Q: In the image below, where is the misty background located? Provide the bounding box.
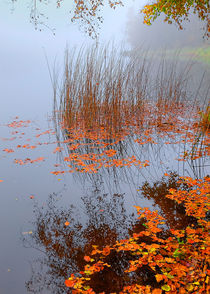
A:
[126,7,209,49]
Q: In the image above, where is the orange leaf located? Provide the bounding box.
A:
[84,255,91,262]
[64,221,70,226]
[155,274,164,283]
[152,289,162,294]
[3,148,14,153]
[65,279,75,287]
[102,247,110,256]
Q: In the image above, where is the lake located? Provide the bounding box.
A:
[0,1,209,293]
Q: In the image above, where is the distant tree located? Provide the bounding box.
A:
[10,0,209,38]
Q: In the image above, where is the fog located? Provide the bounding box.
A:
[125,7,209,49]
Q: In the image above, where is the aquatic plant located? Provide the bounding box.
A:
[199,104,210,131]
[54,44,199,138]
[54,44,152,135]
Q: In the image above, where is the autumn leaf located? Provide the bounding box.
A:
[152,289,162,294]
[7,120,31,128]
[102,246,111,256]
[155,274,164,282]
[65,279,75,287]
[63,176,209,292]
[84,256,91,262]
[161,285,171,292]
[186,284,194,291]
[3,148,14,153]
[53,146,64,153]
[35,129,52,137]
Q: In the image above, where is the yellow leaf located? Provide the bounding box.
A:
[155,274,164,282]
[161,285,171,292]
[186,284,194,292]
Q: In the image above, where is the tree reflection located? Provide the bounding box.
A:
[25,187,135,293]
[24,172,200,293]
[140,172,197,230]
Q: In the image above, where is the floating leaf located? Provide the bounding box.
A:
[65,279,75,287]
[186,284,194,291]
[161,285,171,292]
[84,256,91,262]
[3,148,14,153]
[152,289,162,294]
[155,274,164,282]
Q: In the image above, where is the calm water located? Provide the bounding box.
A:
[0,1,210,293]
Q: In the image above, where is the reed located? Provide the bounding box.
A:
[54,44,206,137]
[199,103,210,131]
[52,44,210,180]
[59,45,151,134]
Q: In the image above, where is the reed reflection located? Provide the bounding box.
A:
[52,45,209,184]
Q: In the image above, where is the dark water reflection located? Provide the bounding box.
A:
[24,189,135,293]
[24,172,198,293]
[140,172,197,230]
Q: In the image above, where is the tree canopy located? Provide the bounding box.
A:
[142,0,209,39]
[11,0,209,38]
